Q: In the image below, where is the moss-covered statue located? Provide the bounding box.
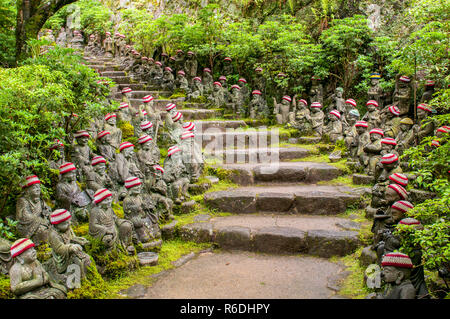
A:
[309,76,324,105]
[137,134,161,173]
[166,110,184,145]
[249,90,269,120]
[352,121,370,163]
[367,73,383,107]
[86,156,115,193]
[179,131,204,183]
[0,237,12,275]
[420,80,435,103]
[343,109,360,155]
[175,70,190,93]
[55,163,92,225]
[187,77,204,101]
[103,31,114,58]
[207,82,226,108]
[47,209,91,287]
[366,252,416,299]
[161,67,175,92]
[273,95,292,125]
[203,68,214,95]
[219,76,230,103]
[9,238,66,299]
[238,78,250,105]
[327,87,346,122]
[143,165,174,222]
[104,113,123,149]
[222,57,234,76]
[150,61,163,86]
[361,128,384,175]
[89,188,134,253]
[116,142,144,188]
[287,97,311,132]
[71,130,94,180]
[310,102,325,137]
[230,84,244,115]
[392,75,412,116]
[184,51,198,81]
[362,100,381,130]
[16,175,51,245]
[163,146,191,204]
[123,177,161,247]
[323,110,344,143]
[414,103,435,144]
[396,118,416,156]
[253,67,266,92]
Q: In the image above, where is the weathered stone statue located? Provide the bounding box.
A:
[362,100,381,130]
[273,96,292,125]
[175,70,190,93]
[9,238,66,299]
[70,30,84,50]
[166,111,184,144]
[353,121,370,162]
[174,49,185,71]
[310,76,324,105]
[161,67,175,92]
[163,146,190,204]
[327,87,346,122]
[47,209,91,285]
[71,130,94,179]
[55,163,91,225]
[230,84,244,115]
[137,134,161,173]
[420,80,435,103]
[343,109,360,154]
[86,156,114,193]
[414,103,435,144]
[123,177,161,246]
[392,75,412,116]
[396,118,416,156]
[48,139,66,171]
[117,102,132,124]
[207,82,226,108]
[187,77,204,101]
[218,75,229,101]
[287,97,311,132]
[103,31,114,58]
[203,68,214,95]
[253,67,266,92]
[361,128,384,175]
[184,51,198,81]
[367,73,383,106]
[150,61,164,86]
[89,188,134,253]
[366,252,416,299]
[56,27,67,47]
[16,176,51,245]
[0,238,12,275]
[104,113,123,149]
[249,90,269,120]
[179,131,204,182]
[382,105,401,138]
[310,102,325,137]
[323,110,344,143]
[238,78,250,105]
[223,57,234,76]
[116,142,144,187]
[143,165,174,222]
[375,153,403,186]
[85,34,98,56]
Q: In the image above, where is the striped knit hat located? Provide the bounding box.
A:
[91,156,107,166]
[106,31,111,36]
[193,76,202,82]
[155,61,162,66]
[59,162,76,175]
[311,102,322,108]
[391,200,414,213]
[224,57,232,61]
[399,218,421,226]
[153,165,164,174]
[97,131,110,139]
[172,112,182,122]
[187,51,194,55]
[388,105,400,116]
[125,176,141,189]
[230,84,240,90]
[298,99,308,105]
[366,100,379,107]
[121,87,132,94]
[94,188,112,204]
[140,120,153,130]
[178,70,185,76]
[389,173,408,187]
[346,99,357,107]
[181,131,195,140]
[355,121,368,128]
[381,138,397,146]
[330,110,341,119]
[50,209,72,225]
[204,68,211,73]
[119,102,129,109]
[143,95,154,103]
[431,140,440,148]
[380,153,399,164]
[399,76,411,83]
[370,128,384,136]
[282,96,292,102]
[167,146,181,157]
[370,73,381,79]
[387,184,408,200]
[138,134,152,144]
[252,90,262,95]
[381,252,413,269]
[311,75,321,81]
[436,126,450,134]
[219,76,227,81]
[105,113,116,121]
[10,238,35,258]
[169,56,176,61]
[255,67,263,72]
[425,80,435,86]
[74,130,90,139]
[119,141,134,152]
[49,139,64,150]
[22,175,41,189]
[238,78,247,83]
[177,49,183,53]
[182,122,195,131]
[417,103,432,112]
[277,73,287,78]
[141,56,148,61]
[213,81,222,87]
[165,67,173,72]
[166,103,177,111]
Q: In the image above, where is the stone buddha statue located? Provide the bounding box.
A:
[414,103,435,143]
[70,130,94,179]
[143,165,174,222]
[116,142,144,186]
[16,175,51,245]
[310,102,325,137]
[86,156,115,193]
[353,121,370,163]
[396,118,416,156]
[323,110,344,143]
[207,82,226,108]
[161,67,175,92]
[0,238,12,275]
[202,68,214,95]
[273,96,292,125]
[9,238,66,299]
[367,73,383,106]
[187,77,204,101]
[163,146,191,204]
[176,70,190,93]
[420,80,435,103]
[382,105,401,138]
[253,67,266,92]
[179,131,204,183]
[184,51,198,81]
[223,57,234,76]
[362,100,381,130]
[103,32,114,58]
[361,128,384,175]
[230,85,244,115]
[392,75,412,116]
[249,90,269,120]
[137,134,161,173]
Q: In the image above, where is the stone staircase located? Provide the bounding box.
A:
[84,54,368,261]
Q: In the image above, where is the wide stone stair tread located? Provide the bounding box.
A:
[208,161,341,184]
[117,83,147,91]
[101,71,127,77]
[178,214,361,257]
[204,184,365,215]
[192,120,247,131]
[204,146,311,164]
[198,129,292,148]
[113,90,169,99]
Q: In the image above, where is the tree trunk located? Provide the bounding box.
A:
[15,0,77,62]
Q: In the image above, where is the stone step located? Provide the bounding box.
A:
[180,109,221,121]
[87,65,117,72]
[114,90,170,100]
[204,146,311,164]
[204,184,366,215]
[107,75,134,84]
[208,162,340,185]
[178,214,361,257]
[193,120,247,131]
[183,102,208,109]
[198,129,291,148]
[101,71,127,77]
[117,83,148,91]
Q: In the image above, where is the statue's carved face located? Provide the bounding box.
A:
[55,220,71,233]
[370,79,379,86]
[381,143,393,152]
[26,184,41,199]
[370,133,382,142]
[142,142,152,150]
[400,123,412,132]
[368,105,377,112]
[100,196,112,208]
[123,147,134,158]
[356,126,367,135]
[417,109,428,120]
[77,136,88,146]
[94,163,106,174]
[128,184,141,195]
[64,170,76,182]
[382,266,402,284]
[20,247,37,264]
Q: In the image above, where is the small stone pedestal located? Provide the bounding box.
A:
[137,252,158,266]
[352,174,374,185]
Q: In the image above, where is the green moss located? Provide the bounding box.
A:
[118,121,135,139]
[36,243,52,263]
[0,274,13,299]
[112,202,124,218]
[67,260,111,299]
[73,222,89,237]
[168,90,187,99]
[189,95,207,103]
